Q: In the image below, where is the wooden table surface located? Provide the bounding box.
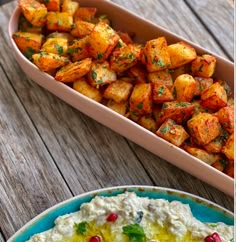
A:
[0,0,234,240]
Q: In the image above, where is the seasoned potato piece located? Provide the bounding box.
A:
[148,70,173,89]
[170,64,191,81]
[185,146,220,165]
[138,115,157,133]
[172,74,196,102]
[103,80,133,103]
[187,113,221,146]
[87,22,120,62]
[71,20,95,38]
[43,0,60,11]
[152,83,174,103]
[193,77,213,96]
[55,58,92,82]
[152,105,162,125]
[47,12,73,32]
[141,37,171,72]
[62,0,79,16]
[224,161,234,178]
[217,79,232,97]
[158,101,195,125]
[217,105,234,133]
[129,83,153,115]
[41,37,68,56]
[67,36,90,62]
[156,119,189,146]
[74,7,97,22]
[191,54,216,77]
[117,30,134,45]
[18,15,42,34]
[46,32,74,42]
[212,159,228,172]
[128,64,147,84]
[204,136,223,153]
[192,100,212,116]
[19,0,47,27]
[201,82,227,111]
[32,52,70,72]
[13,31,43,59]
[110,44,142,73]
[167,41,197,69]
[73,78,102,102]
[106,100,128,116]
[221,133,234,160]
[87,61,117,87]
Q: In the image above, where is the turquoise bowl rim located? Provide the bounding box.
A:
[7,185,234,242]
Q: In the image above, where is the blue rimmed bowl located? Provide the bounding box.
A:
[7,186,234,242]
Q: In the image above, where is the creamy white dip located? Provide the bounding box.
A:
[27,192,233,242]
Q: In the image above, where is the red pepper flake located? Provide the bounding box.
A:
[106,212,118,222]
[204,232,222,242]
[89,236,101,242]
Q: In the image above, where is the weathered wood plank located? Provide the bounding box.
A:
[185,0,234,60]
[0,233,5,242]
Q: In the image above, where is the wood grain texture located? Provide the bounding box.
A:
[0,233,5,242]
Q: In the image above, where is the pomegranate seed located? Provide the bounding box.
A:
[89,236,101,242]
[204,232,222,242]
[106,212,118,222]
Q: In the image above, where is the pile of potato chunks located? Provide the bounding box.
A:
[13,0,234,177]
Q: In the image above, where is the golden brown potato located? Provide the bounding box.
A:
[32,52,70,72]
[61,0,79,16]
[217,104,234,133]
[224,161,234,178]
[141,37,171,72]
[70,20,95,38]
[138,115,157,133]
[217,79,232,97]
[41,37,69,56]
[13,31,43,59]
[221,133,234,160]
[103,80,133,103]
[148,70,173,89]
[106,100,128,116]
[167,41,197,69]
[18,0,47,27]
[110,44,142,73]
[204,136,223,153]
[55,58,92,82]
[74,7,97,22]
[73,78,102,102]
[43,0,60,11]
[128,64,147,84]
[87,61,117,87]
[18,15,42,34]
[152,83,174,103]
[129,83,153,115]
[170,64,191,81]
[187,113,221,146]
[191,54,216,77]
[200,82,227,111]
[212,159,228,172]
[156,119,189,146]
[172,74,196,102]
[87,22,120,62]
[117,30,134,45]
[47,12,73,32]
[191,100,213,117]
[193,77,213,96]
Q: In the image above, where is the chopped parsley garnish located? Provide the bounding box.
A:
[71,23,76,29]
[91,70,97,80]
[75,221,88,235]
[198,64,203,72]
[159,126,169,134]
[122,224,146,242]
[55,44,63,55]
[67,47,80,55]
[175,102,188,108]
[40,51,47,57]
[137,102,143,110]
[157,86,164,96]
[96,80,103,84]
[152,58,164,67]
[25,47,35,60]
[127,53,134,59]
[97,52,104,60]
[57,19,63,26]
[44,0,50,3]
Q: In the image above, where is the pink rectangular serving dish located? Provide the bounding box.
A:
[8,0,234,196]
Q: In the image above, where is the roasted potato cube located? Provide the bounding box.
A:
[204,136,223,153]
[67,36,90,62]
[193,77,213,96]
[74,7,97,22]
[138,115,157,133]
[191,54,216,77]
[117,30,134,45]
[103,80,133,103]
[158,101,195,125]
[152,83,174,103]
[170,64,191,81]
[87,22,120,62]
[62,0,79,16]
[13,31,43,59]
[19,15,42,34]
[141,37,171,72]
[224,161,234,178]
[192,100,212,116]
[217,79,232,97]
[167,41,197,69]
[110,44,142,73]
[106,100,128,116]
[55,58,92,82]
[156,119,189,146]
[43,0,60,11]
[71,20,95,38]
[41,37,68,56]
[46,32,74,42]
[32,52,70,72]
[185,146,220,165]
[187,113,221,146]
[152,105,162,125]
[47,12,73,32]
[172,74,196,102]
[212,158,228,172]
[217,105,234,133]
[87,61,117,87]
[128,64,147,84]
[148,70,173,89]
[18,0,47,27]
[200,82,227,111]
[73,78,102,102]
[129,83,153,115]
[221,133,234,160]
